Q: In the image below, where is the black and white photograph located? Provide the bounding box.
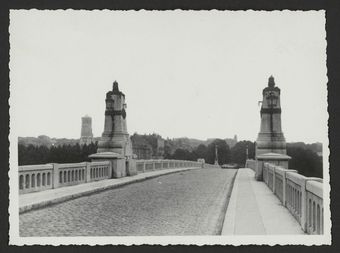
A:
[8,10,330,245]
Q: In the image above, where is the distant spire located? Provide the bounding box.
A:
[268,75,275,87]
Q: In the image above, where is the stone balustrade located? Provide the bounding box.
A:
[56,162,87,188]
[245,159,257,171]
[204,164,222,169]
[88,161,111,182]
[306,179,323,234]
[19,161,111,194]
[135,159,202,173]
[19,164,54,194]
[19,159,203,194]
[262,162,323,234]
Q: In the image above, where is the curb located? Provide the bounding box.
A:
[220,168,241,235]
[215,168,238,235]
[19,167,198,214]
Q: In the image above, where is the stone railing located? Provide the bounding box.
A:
[204,163,222,169]
[136,159,202,173]
[19,159,203,194]
[19,164,54,194]
[19,161,111,194]
[262,162,323,234]
[245,159,257,171]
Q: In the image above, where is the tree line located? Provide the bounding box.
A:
[165,139,255,166]
[287,146,323,178]
[166,140,323,178]
[18,139,322,178]
[18,143,98,165]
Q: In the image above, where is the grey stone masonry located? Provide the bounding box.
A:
[256,76,287,157]
[91,81,137,177]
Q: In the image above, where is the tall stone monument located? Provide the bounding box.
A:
[255,76,291,180]
[90,81,137,178]
[256,76,287,156]
[79,115,93,145]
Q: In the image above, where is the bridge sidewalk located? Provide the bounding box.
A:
[19,167,199,214]
[222,168,305,235]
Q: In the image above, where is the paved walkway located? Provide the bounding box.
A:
[222,168,305,235]
[20,168,237,236]
[19,167,199,213]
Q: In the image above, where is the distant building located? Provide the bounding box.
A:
[133,144,153,160]
[131,135,153,159]
[154,137,165,159]
[130,134,165,159]
[80,115,94,145]
[225,135,237,148]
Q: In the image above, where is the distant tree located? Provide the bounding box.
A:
[192,144,208,161]
[206,139,231,165]
[287,146,323,178]
[230,141,255,166]
[18,142,98,165]
[163,146,171,159]
[170,148,193,161]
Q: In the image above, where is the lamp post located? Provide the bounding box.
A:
[214,144,219,165]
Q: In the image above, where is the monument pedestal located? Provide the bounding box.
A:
[255,152,291,181]
[126,157,137,176]
[89,152,126,178]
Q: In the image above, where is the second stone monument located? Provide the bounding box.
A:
[254,76,291,180]
[90,81,137,178]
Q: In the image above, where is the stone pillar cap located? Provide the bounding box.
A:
[89,152,125,159]
[256,152,291,160]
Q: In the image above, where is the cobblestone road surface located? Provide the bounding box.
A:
[20,169,237,236]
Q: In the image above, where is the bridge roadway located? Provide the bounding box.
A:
[20,168,237,236]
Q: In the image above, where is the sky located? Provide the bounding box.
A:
[9,10,327,143]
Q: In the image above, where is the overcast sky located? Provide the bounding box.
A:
[9,10,327,143]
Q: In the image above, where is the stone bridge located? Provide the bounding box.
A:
[18,158,323,236]
[17,77,324,237]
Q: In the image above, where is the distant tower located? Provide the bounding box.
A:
[256,76,286,156]
[80,115,93,145]
[214,144,219,165]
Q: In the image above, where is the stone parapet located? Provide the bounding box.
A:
[19,161,110,195]
[255,152,291,181]
[19,159,203,195]
[260,161,324,234]
[245,159,257,171]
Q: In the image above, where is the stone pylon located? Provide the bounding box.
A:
[97,81,132,155]
[90,81,136,178]
[256,76,287,156]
